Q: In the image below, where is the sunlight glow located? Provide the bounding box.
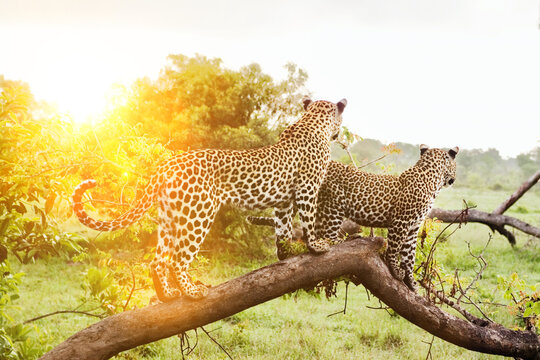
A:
[2,26,166,125]
[2,3,539,156]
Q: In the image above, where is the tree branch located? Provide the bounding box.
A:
[493,170,540,215]
[23,310,105,324]
[340,206,540,246]
[433,171,540,245]
[427,208,540,244]
[41,237,539,360]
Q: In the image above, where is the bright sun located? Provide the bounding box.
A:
[54,87,108,124]
[3,27,143,125]
[34,68,118,125]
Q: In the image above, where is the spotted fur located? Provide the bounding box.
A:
[248,145,458,291]
[71,98,347,301]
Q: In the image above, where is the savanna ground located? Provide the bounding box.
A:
[11,187,539,359]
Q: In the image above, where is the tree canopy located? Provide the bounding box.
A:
[106,54,308,151]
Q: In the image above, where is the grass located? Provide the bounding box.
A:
[8,187,540,359]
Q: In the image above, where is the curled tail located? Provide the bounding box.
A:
[71,175,160,232]
[246,216,276,227]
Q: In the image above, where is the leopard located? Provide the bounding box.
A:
[71,97,347,301]
[247,144,458,291]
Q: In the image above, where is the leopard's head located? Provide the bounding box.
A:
[419,144,459,187]
[302,97,347,141]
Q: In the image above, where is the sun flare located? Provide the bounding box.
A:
[4,27,142,125]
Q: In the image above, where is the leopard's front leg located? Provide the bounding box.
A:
[386,219,408,281]
[399,223,421,292]
[387,219,420,292]
[386,223,406,282]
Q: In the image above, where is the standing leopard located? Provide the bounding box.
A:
[247,145,458,291]
[71,97,347,301]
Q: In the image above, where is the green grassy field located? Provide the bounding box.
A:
[9,187,540,359]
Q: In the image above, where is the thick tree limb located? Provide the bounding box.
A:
[493,170,540,215]
[41,237,539,360]
[428,171,540,244]
[427,208,540,245]
[339,206,540,246]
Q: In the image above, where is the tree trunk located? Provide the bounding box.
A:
[41,237,539,360]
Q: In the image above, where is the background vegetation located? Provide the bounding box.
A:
[0,55,538,359]
[333,138,540,193]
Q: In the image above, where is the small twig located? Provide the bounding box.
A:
[420,279,491,326]
[200,326,233,360]
[458,237,491,303]
[453,272,493,323]
[420,206,473,287]
[24,162,98,178]
[205,326,222,334]
[366,299,394,317]
[178,329,198,359]
[417,205,496,327]
[337,141,357,167]
[327,281,349,317]
[123,264,137,311]
[23,310,105,324]
[475,301,507,307]
[422,335,435,360]
[357,154,387,169]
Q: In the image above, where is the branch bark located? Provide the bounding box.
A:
[41,237,539,360]
[427,208,540,245]
[493,170,540,215]
[339,206,540,246]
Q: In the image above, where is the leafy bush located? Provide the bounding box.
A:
[497,273,539,332]
[0,80,86,358]
[0,260,47,359]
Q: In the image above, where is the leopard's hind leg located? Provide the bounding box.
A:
[168,185,218,299]
[386,223,406,282]
[151,219,182,302]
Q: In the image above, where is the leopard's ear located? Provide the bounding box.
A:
[337,98,347,115]
[448,146,459,159]
[302,96,312,110]
[420,144,430,156]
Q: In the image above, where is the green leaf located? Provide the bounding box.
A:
[0,219,10,237]
[13,202,26,215]
[44,191,57,214]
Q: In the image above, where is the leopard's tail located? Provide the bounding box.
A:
[71,174,160,232]
[246,216,276,227]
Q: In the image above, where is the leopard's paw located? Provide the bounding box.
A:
[187,284,209,299]
[404,275,418,293]
[307,239,331,254]
[388,264,405,282]
[158,287,183,302]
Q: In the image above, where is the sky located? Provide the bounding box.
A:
[1,0,539,158]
